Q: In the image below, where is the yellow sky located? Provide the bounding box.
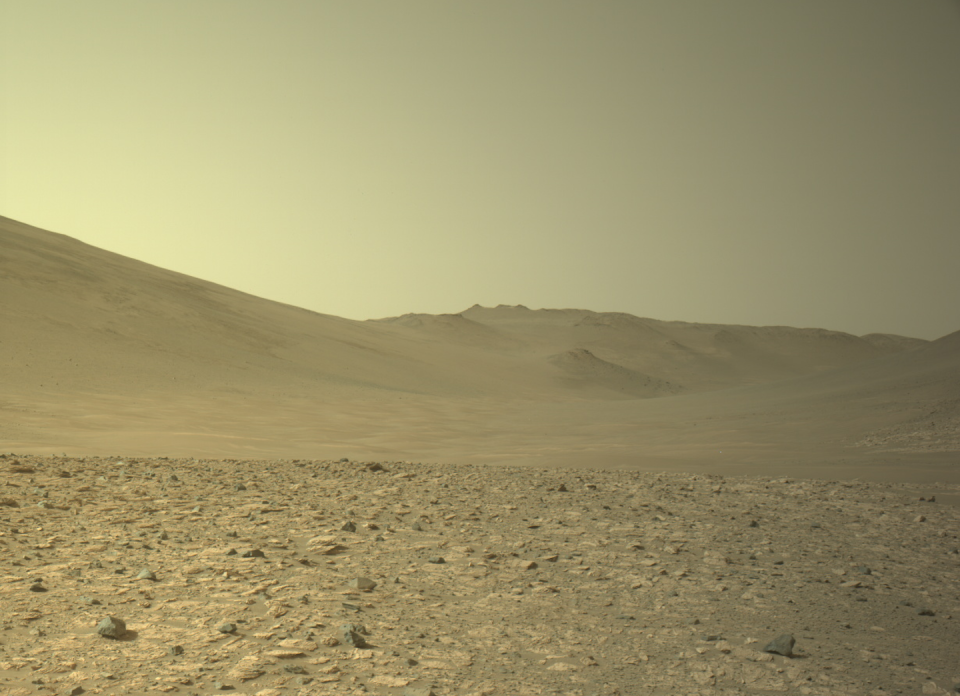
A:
[2,1,959,339]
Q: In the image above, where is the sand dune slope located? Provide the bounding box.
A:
[2,215,957,482]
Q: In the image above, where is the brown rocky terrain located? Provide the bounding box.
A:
[1,453,958,695]
[2,215,960,693]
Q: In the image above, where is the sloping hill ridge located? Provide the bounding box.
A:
[1,215,930,402]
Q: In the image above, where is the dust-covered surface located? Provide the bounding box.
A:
[2,454,959,696]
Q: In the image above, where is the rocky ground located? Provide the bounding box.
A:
[1,453,958,696]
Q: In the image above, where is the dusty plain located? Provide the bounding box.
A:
[1,215,959,694]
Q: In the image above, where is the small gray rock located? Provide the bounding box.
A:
[348,577,377,592]
[917,608,936,616]
[240,549,264,558]
[136,569,156,581]
[28,582,47,592]
[411,521,424,531]
[340,623,368,648]
[217,622,237,634]
[764,634,795,657]
[96,616,127,639]
[427,556,445,564]
[341,521,357,532]
[168,644,184,656]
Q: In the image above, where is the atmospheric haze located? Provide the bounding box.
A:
[3,1,959,339]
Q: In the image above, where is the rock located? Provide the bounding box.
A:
[341,521,357,532]
[0,498,19,508]
[404,688,436,696]
[764,634,795,657]
[241,549,265,558]
[917,608,936,616]
[64,687,84,696]
[411,521,424,531]
[168,644,184,656]
[28,582,47,592]
[96,616,127,639]
[217,622,237,633]
[557,483,568,492]
[427,556,446,564]
[136,568,157,580]
[367,462,384,472]
[348,577,377,592]
[340,623,368,648]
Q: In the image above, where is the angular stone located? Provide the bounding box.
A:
[96,616,127,639]
[348,577,377,592]
[764,634,795,657]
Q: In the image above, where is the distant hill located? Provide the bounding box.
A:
[2,215,956,473]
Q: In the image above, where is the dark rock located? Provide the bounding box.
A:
[340,623,368,648]
[764,634,795,657]
[28,582,47,592]
[96,616,127,639]
[917,608,936,616]
[427,556,446,564]
[411,521,423,532]
[341,521,357,533]
[240,549,264,558]
[557,483,568,492]
[367,462,384,472]
[168,644,184,656]
[217,622,237,633]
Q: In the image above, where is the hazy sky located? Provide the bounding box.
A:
[3,1,959,339]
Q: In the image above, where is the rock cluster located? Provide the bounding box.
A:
[0,453,958,694]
